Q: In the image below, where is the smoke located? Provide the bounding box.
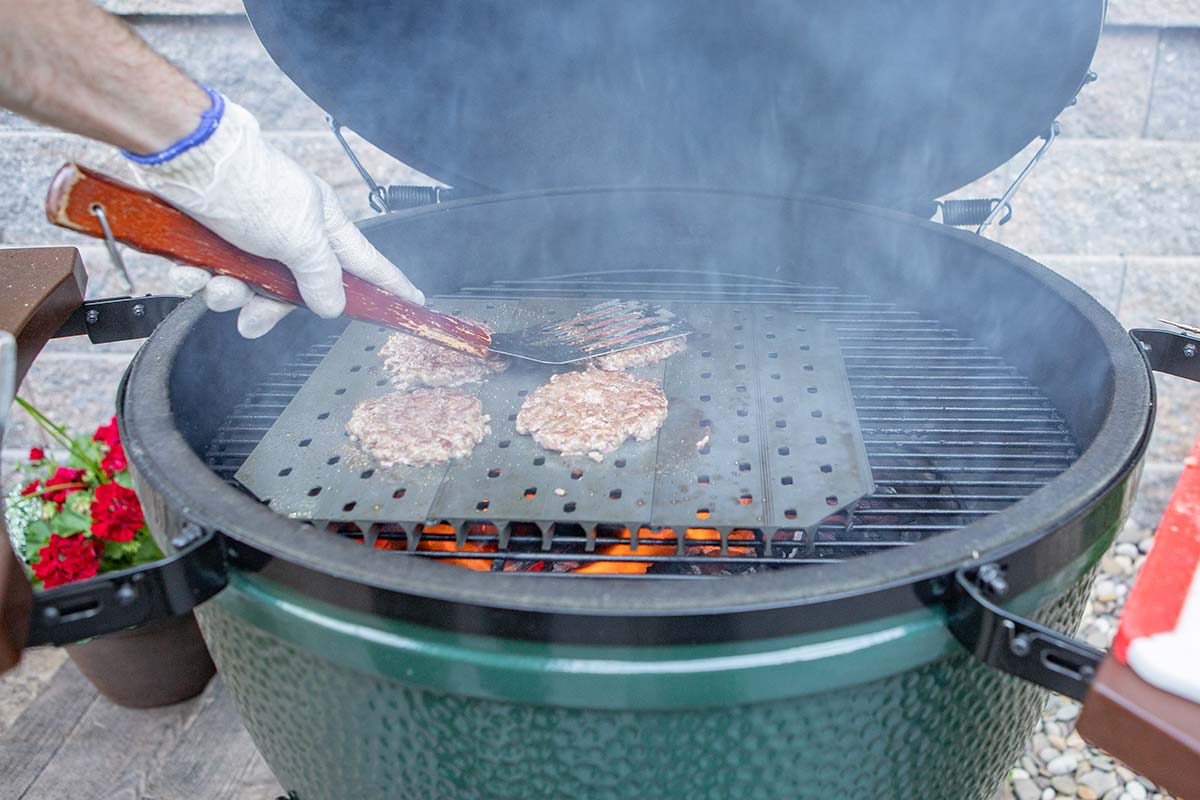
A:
[239,0,1119,448]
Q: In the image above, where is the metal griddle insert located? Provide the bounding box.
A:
[236,299,872,541]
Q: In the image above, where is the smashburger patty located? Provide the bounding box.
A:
[347,388,490,467]
[516,369,668,456]
[379,331,508,388]
[592,336,687,371]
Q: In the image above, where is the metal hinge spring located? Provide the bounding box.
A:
[328,118,453,213]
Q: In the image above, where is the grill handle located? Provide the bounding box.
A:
[44,162,492,357]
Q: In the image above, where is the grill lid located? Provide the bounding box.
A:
[243,0,1102,209]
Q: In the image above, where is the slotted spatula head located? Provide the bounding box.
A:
[488,300,693,364]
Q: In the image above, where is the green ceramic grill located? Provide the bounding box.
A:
[20,2,1200,798]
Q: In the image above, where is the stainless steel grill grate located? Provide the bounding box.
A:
[203,270,1079,577]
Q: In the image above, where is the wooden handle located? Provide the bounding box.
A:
[45,163,490,356]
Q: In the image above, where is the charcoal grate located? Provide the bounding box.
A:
[234,298,873,543]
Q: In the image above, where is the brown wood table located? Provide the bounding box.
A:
[0,657,282,800]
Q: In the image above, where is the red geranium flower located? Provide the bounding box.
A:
[31,534,102,589]
[43,467,86,505]
[20,479,40,497]
[93,416,121,448]
[28,447,45,461]
[89,482,145,543]
[100,442,127,475]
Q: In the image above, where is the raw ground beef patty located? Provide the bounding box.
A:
[379,331,508,388]
[515,369,668,457]
[592,335,687,371]
[347,388,490,467]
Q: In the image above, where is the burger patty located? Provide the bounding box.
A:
[592,336,687,371]
[379,331,509,388]
[347,388,490,467]
[515,369,668,456]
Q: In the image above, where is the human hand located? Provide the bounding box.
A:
[128,94,423,338]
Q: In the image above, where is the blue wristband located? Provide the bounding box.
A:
[121,84,225,165]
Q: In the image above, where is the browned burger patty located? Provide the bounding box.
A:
[591,336,687,371]
[515,369,668,458]
[379,331,509,389]
[347,388,490,467]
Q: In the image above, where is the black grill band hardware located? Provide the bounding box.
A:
[328,117,455,213]
[54,295,184,344]
[945,564,1103,701]
[24,524,234,647]
[1131,328,1200,383]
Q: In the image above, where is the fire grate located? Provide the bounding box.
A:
[234,298,873,545]
[205,270,1080,576]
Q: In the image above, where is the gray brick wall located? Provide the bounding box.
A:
[4,3,1199,515]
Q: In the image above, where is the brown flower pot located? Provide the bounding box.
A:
[64,611,215,708]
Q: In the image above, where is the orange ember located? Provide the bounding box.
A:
[363,522,757,576]
[576,527,756,574]
[375,523,498,571]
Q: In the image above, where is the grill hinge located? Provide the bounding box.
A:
[936,120,1060,234]
[328,117,456,212]
[944,564,1103,701]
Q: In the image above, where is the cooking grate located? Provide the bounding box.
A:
[235,297,873,545]
[204,270,1079,577]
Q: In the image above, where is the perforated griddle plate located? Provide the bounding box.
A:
[236,299,872,544]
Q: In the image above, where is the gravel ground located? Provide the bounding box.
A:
[993,533,1177,800]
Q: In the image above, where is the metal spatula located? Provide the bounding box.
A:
[485,299,690,364]
[45,163,690,364]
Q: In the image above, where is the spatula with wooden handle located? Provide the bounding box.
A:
[45,163,691,363]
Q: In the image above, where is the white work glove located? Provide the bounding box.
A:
[128,97,423,338]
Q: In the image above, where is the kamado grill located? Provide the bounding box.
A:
[5,2,1200,798]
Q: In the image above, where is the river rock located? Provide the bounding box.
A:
[1079,769,1120,797]
[1047,754,1078,775]
[1124,781,1147,800]
[1013,777,1042,800]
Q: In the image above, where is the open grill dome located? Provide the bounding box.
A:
[119,188,1151,642]
[243,0,1103,210]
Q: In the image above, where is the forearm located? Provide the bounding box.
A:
[0,0,208,154]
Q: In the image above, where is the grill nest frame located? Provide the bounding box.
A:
[119,187,1152,644]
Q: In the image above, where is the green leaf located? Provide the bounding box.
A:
[67,437,102,474]
[14,397,104,474]
[19,519,53,564]
[101,537,142,562]
[64,490,92,516]
[23,519,52,549]
[50,508,91,536]
[134,533,164,563]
